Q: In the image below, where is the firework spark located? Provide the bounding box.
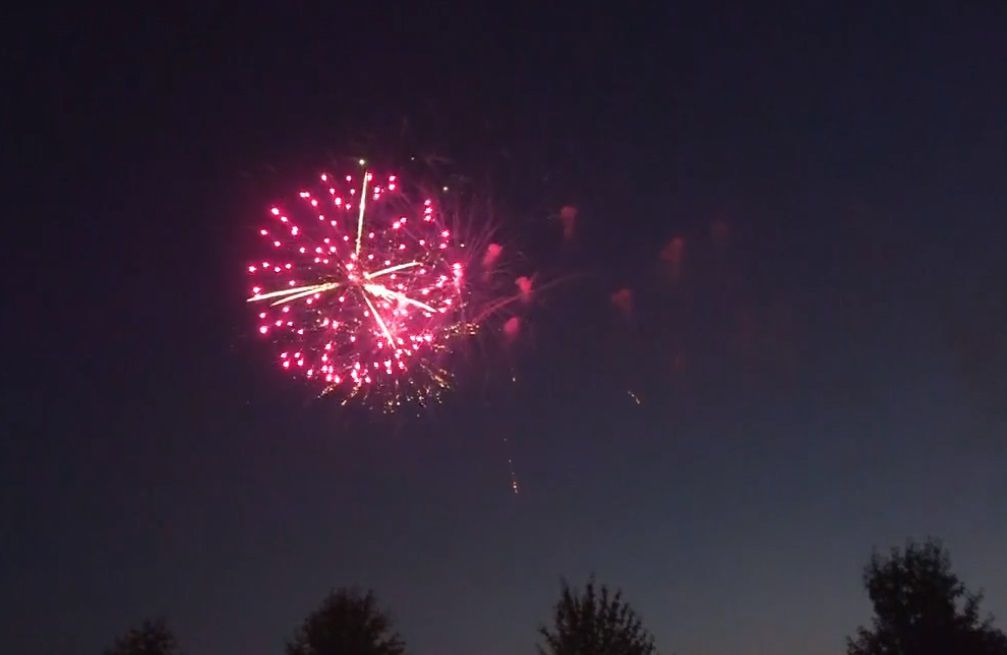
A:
[247,169,470,409]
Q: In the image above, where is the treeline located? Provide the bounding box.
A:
[105,539,1007,655]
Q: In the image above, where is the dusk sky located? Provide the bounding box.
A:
[4,4,1007,654]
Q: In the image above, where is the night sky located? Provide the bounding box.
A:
[4,4,1007,654]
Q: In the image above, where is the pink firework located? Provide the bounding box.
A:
[247,170,467,408]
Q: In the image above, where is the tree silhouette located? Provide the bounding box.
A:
[286,588,405,655]
[847,539,1007,655]
[104,619,182,655]
[538,577,658,655]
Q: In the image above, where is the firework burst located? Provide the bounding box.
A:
[247,168,475,410]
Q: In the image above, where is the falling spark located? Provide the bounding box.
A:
[503,436,520,495]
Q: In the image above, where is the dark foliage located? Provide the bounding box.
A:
[848,539,1007,655]
[104,619,182,655]
[286,588,405,655]
[538,577,657,655]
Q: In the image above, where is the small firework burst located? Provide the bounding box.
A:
[247,169,472,410]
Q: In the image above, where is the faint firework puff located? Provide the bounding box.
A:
[610,287,634,319]
[558,205,577,240]
[247,165,483,410]
[515,276,534,303]
[660,235,686,281]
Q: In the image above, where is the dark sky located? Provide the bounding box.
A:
[4,4,1007,654]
